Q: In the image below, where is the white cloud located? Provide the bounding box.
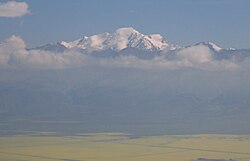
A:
[95,45,238,71]
[0,36,85,69]
[96,54,238,71]
[176,45,212,64]
[0,36,243,71]
[175,45,238,70]
[0,1,29,18]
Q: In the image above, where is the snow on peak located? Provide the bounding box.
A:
[59,27,177,52]
[207,41,222,52]
[195,41,222,52]
[229,47,236,51]
[145,34,169,49]
[115,27,139,35]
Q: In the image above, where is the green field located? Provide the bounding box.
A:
[0,133,250,161]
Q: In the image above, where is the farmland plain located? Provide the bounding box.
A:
[0,133,250,161]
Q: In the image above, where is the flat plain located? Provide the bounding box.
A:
[0,133,250,161]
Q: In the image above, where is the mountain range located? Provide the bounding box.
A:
[34,27,250,60]
[35,27,178,52]
[1,27,250,136]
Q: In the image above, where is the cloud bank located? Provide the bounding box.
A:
[0,36,247,71]
[0,36,85,69]
[0,1,29,18]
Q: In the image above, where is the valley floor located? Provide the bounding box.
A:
[0,133,250,161]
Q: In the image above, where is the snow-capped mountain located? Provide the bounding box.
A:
[190,41,250,61]
[193,41,222,53]
[33,27,250,61]
[35,27,179,53]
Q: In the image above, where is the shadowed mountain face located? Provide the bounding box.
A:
[0,67,250,136]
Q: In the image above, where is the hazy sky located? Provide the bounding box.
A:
[0,0,250,48]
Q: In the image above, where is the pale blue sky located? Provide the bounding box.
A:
[0,0,250,48]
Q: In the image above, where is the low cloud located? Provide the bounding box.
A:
[0,1,29,18]
[0,36,85,69]
[174,45,238,70]
[0,36,245,71]
[97,45,238,71]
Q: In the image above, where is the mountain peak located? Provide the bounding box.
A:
[115,27,139,35]
[207,41,222,52]
[57,27,177,52]
[195,41,222,52]
[35,27,180,53]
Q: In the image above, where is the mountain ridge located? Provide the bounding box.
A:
[34,27,180,53]
[33,27,250,60]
